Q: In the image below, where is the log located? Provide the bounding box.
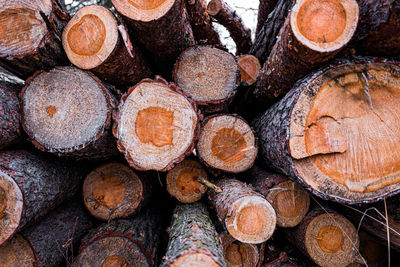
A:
[220,232,259,267]
[62,5,152,87]
[112,0,195,68]
[256,0,279,35]
[247,166,310,227]
[254,0,359,102]
[20,66,118,160]
[208,178,276,244]
[207,0,252,55]
[83,162,152,220]
[166,159,208,203]
[237,54,261,86]
[253,58,400,204]
[185,0,222,45]
[74,209,162,266]
[0,150,83,246]
[0,198,93,267]
[0,85,21,149]
[197,115,257,173]
[161,202,226,266]
[285,207,359,267]
[0,0,68,78]
[113,76,199,171]
[174,46,239,114]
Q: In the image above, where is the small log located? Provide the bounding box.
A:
[186,0,222,45]
[253,58,400,204]
[0,0,68,78]
[75,209,162,266]
[166,159,208,203]
[174,46,239,114]
[285,207,359,267]
[112,0,195,67]
[0,198,93,267]
[247,166,310,227]
[237,54,261,86]
[256,0,279,35]
[208,178,276,244]
[113,76,199,171]
[0,150,83,246]
[0,85,21,149]
[83,162,152,220]
[255,0,359,101]
[197,115,257,173]
[62,5,152,87]
[220,232,259,267]
[161,202,226,266]
[20,66,118,160]
[207,0,252,55]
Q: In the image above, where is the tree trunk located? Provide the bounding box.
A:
[208,178,276,244]
[256,0,278,35]
[237,54,261,86]
[0,85,21,149]
[0,150,84,246]
[253,58,400,204]
[207,0,252,55]
[246,165,310,228]
[219,232,259,267]
[112,0,195,70]
[113,76,199,171]
[174,46,239,114]
[62,5,152,87]
[285,207,359,267]
[20,66,118,160]
[75,209,162,267]
[197,115,257,173]
[254,0,359,102]
[83,162,153,220]
[161,202,226,267]
[0,197,94,267]
[0,0,69,78]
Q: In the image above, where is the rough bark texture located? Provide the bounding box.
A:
[0,0,69,78]
[0,85,21,149]
[207,0,252,55]
[0,150,84,245]
[161,202,227,267]
[256,0,279,35]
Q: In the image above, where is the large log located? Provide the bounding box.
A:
[220,232,259,267]
[256,0,279,35]
[74,209,162,266]
[113,76,199,171]
[253,58,400,204]
[254,0,359,102]
[161,202,226,267]
[62,5,152,87]
[0,85,21,149]
[20,66,118,160]
[0,0,68,78]
[208,178,276,244]
[0,150,83,246]
[0,198,93,267]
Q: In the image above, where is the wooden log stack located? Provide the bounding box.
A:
[0,0,399,265]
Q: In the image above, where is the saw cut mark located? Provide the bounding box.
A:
[127,0,167,10]
[211,128,247,163]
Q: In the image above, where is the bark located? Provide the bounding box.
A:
[0,85,22,149]
[207,0,252,55]
[0,150,84,246]
[0,0,69,78]
[161,202,226,267]
[256,0,278,35]
[20,66,118,160]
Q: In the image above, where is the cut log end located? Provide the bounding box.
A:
[290,0,359,52]
[267,180,310,227]
[225,196,276,244]
[171,253,220,267]
[112,0,176,22]
[305,213,358,267]
[75,236,148,267]
[198,115,257,173]
[63,5,119,70]
[220,232,259,267]
[237,55,261,86]
[0,171,23,246]
[21,67,111,154]
[166,159,208,203]
[83,163,143,220]
[115,79,198,171]
[175,46,238,105]
[207,0,223,16]
[0,234,35,267]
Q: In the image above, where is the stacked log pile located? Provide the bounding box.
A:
[0,0,399,266]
